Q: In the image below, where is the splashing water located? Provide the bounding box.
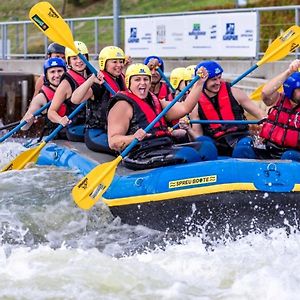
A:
[0,141,27,168]
[1,141,300,299]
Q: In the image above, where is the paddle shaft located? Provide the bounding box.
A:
[0,121,20,131]
[172,119,261,130]
[78,53,116,95]
[120,75,200,158]
[157,67,176,93]
[0,102,51,143]
[230,64,258,86]
[190,119,260,125]
[1,100,87,173]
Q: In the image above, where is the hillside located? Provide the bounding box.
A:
[0,0,298,55]
[0,0,235,21]
[1,0,298,22]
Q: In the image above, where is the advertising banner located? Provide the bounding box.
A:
[125,12,257,58]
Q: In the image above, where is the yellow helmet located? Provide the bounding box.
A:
[98,46,125,70]
[65,41,89,64]
[185,65,196,81]
[125,63,151,88]
[170,67,187,90]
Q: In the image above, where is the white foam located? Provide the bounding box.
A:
[0,142,26,168]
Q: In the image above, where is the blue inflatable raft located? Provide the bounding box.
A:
[37,140,300,236]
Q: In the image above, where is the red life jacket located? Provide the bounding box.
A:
[40,85,66,117]
[64,69,86,90]
[260,94,300,149]
[112,91,170,137]
[157,82,171,100]
[62,69,87,124]
[166,93,177,126]
[102,71,127,96]
[197,81,247,138]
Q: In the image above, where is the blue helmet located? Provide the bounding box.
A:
[143,55,164,72]
[283,72,300,99]
[195,61,223,79]
[43,57,66,78]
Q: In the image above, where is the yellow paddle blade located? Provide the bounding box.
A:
[250,84,264,101]
[29,1,78,54]
[258,25,300,66]
[1,141,46,172]
[250,84,283,101]
[72,156,123,210]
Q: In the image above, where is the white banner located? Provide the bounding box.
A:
[125,12,257,58]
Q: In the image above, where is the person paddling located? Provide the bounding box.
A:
[106,63,217,170]
[71,46,127,154]
[21,57,66,139]
[184,61,266,157]
[258,59,300,161]
[47,41,89,142]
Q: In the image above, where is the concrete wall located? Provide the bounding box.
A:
[0,58,291,124]
[0,59,291,81]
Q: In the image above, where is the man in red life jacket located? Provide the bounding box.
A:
[184,60,265,157]
[106,63,217,170]
[33,43,66,97]
[259,59,300,161]
[143,55,172,101]
[21,57,66,132]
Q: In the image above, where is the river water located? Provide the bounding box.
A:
[0,140,300,299]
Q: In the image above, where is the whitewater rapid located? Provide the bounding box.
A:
[0,141,299,300]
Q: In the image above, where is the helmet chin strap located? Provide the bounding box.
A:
[105,70,117,79]
[70,66,85,75]
[45,75,59,88]
[291,98,300,105]
[50,82,59,88]
[290,91,298,104]
[205,86,217,95]
[204,81,221,96]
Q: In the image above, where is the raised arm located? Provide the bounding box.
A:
[262,59,300,106]
[71,72,104,104]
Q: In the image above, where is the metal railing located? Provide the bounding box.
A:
[0,5,299,60]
